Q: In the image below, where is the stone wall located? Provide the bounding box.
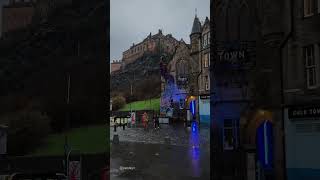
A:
[111,62,122,73]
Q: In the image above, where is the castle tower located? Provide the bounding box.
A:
[190,13,201,54]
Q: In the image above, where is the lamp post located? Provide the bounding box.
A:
[122,71,136,114]
[64,73,71,174]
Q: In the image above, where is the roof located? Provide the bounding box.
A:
[191,15,201,35]
[204,16,210,25]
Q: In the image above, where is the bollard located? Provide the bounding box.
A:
[113,134,119,144]
[114,125,117,132]
[164,136,170,145]
[164,136,171,149]
[123,123,125,130]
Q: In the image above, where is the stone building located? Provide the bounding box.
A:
[160,15,210,124]
[122,29,180,66]
[280,0,320,179]
[198,16,211,123]
[160,39,193,119]
[211,0,320,179]
[110,60,122,74]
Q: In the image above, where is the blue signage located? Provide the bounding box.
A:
[190,100,196,117]
[256,121,274,170]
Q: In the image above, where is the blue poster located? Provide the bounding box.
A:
[256,121,274,170]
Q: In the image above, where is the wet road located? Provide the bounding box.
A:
[110,123,210,148]
[110,122,210,180]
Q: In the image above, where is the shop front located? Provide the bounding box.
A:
[284,105,320,180]
[199,95,210,124]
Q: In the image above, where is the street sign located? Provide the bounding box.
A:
[69,161,81,180]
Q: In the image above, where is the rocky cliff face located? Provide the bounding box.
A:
[110,52,174,102]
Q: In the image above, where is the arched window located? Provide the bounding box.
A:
[176,59,188,86]
[177,59,188,77]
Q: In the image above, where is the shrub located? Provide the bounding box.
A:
[0,110,51,155]
[112,95,126,111]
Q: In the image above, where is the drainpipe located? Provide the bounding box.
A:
[279,0,294,179]
[197,39,203,125]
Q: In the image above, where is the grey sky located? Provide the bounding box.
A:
[110,0,210,62]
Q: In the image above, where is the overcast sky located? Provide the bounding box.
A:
[110,0,210,62]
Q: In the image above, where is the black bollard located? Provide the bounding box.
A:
[114,124,117,132]
[113,134,119,144]
[123,123,125,130]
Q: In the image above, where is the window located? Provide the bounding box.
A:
[204,53,209,68]
[304,45,317,88]
[304,0,315,17]
[176,59,188,86]
[318,0,320,13]
[205,76,209,90]
[202,33,208,48]
[223,119,239,151]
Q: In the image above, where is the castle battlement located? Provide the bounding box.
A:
[122,29,180,66]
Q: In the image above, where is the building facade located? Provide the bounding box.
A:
[198,17,210,123]
[282,0,320,179]
[160,15,210,124]
[211,0,320,180]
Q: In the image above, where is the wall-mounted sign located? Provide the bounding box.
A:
[218,50,246,60]
[200,95,210,99]
[288,106,320,119]
[215,41,256,68]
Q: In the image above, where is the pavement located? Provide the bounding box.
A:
[110,123,210,180]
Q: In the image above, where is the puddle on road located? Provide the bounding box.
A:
[110,166,138,178]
